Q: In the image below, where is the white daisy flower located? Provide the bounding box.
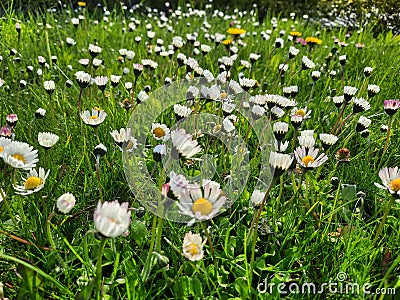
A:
[3,141,39,170]
[251,189,266,207]
[109,128,137,152]
[93,200,131,238]
[182,231,207,261]
[14,167,50,195]
[374,167,400,198]
[151,123,170,141]
[80,109,107,127]
[38,132,59,149]
[0,136,11,159]
[294,146,328,169]
[57,193,76,214]
[177,179,226,226]
[171,129,201,158]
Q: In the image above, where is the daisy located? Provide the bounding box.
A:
[251,105,265,120]
[176,179,226,226]
[88,44,102,58]
[79,58,90,67]
[6,114,18,128]
[92,58,103,69]
[57,193,76,214]
[291,106,311,119]
[109,128,137,152]
[311,71,321,81]
[133,64,144,76]
[151,123,170,141]
[75,71,91,89]
[273,122,289,140]
[338,55,347,65]
[269,151,293,176]
[383,100,400,116]
[35,108,46,119]
[182,231,207,261]
[94,76,108,91]
[2,141,39,170]
[288,46,299,59]
[343,86,357,102]
[319,133,338,150]
[356,116,371,132]
[302,56,315,70]
[171,129,201,158]
[93,200,131,238]
[174,104,192,121]
[110,75,121,87]
[294,146,328,169]
[44,80,55,95]
[270,106,285,120]
[374,167,400,198]
[333,95,344,108]
[298,135,315,149]
[14,167,50,195]
[352,98,370,113]
[279,64,289,74]
[251,189,266,207]
[0,136,11,159]
[153,144,167,162]
[80,109,107,127]
[367,85,380,98]
[38,132,59,149]
[364,67,373,77]
[0,125,13,139]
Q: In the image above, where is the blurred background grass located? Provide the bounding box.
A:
[3,0,399,35]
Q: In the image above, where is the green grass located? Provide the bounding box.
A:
[0,2,399,299]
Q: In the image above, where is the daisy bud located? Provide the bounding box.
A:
[57,193,76,214]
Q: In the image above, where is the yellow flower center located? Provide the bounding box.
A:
[296,109,306,117]
[78,1,86,7]
[301,156,315,167]
[220,92,227,99]
[89,115,99,120]
[222,39,232,46]
[388,178,400,192]
[24,176,43,190]
[192,198,213,216]
[0,146,3,153]
[12,153,26,163]
[187,243,199,255]
[153,127,165,138]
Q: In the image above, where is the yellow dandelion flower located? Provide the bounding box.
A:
[290,31,302,37]
[305,37,322,45]
[227,27,246,36]
[78,2,86,7]
[222,39,233,46]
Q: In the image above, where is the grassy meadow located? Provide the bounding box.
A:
[0,1,399,299]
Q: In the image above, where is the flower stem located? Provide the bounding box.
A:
[95,157,103,202]
[330,102,347,134]
[334,112,354,136]
[248,177,276,288]
[382,115,393,159]
[201,221,214,255]
[0,188,16,225]
[95,238,107,300]
[372,196,396,246]
[46,212,67,268]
